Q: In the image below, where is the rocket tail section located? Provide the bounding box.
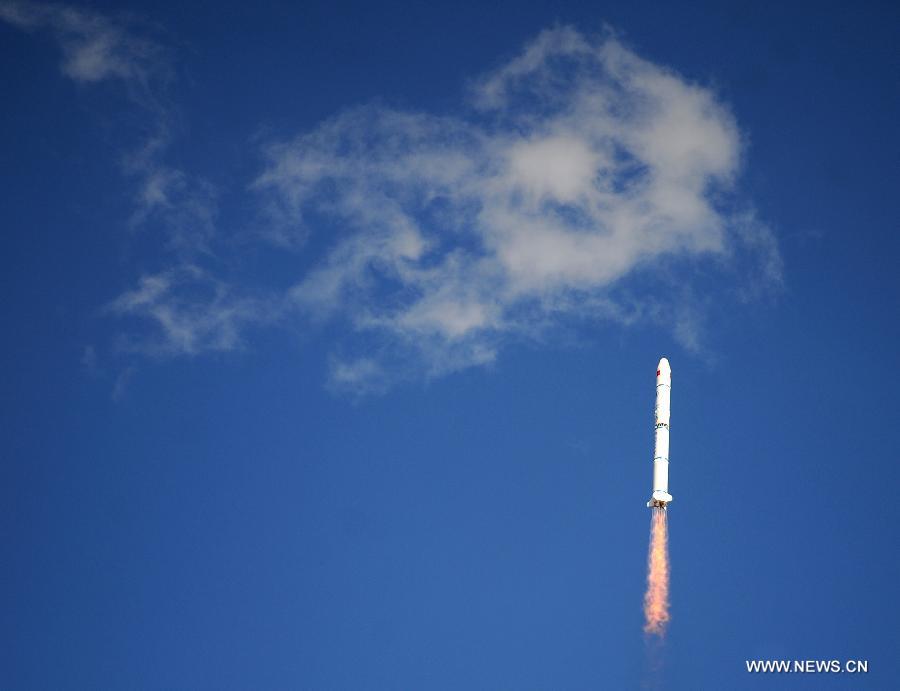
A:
[647,491,673,508]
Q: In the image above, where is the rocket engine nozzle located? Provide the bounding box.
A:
[647,490,673,508]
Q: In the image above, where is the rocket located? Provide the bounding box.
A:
[647,357,673,508]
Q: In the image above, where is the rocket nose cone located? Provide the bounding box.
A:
[656,357,671,381]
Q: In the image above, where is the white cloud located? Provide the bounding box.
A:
[507,134,604,203]
[469,25,593,111]
[327,356,389,397]
[253,27,780,390]
[108,266,265,357]
[1,2,217,255]
[0,0,165,86]
[6,11,780,392]
[123,132,219,254]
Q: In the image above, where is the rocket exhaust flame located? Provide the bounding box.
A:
[643,358,672,637]
[643,507,670,636]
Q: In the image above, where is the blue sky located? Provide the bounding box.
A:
[1,0,898,688]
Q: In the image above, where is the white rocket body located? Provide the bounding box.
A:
[648,358,673,508]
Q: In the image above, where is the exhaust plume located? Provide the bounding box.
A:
[643,507,670,636]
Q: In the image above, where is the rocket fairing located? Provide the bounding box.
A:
[647,358,673,508]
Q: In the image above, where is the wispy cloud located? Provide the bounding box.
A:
[327,356,391,398]
[0,0,165,87]
[1,1,217,255]
[122,132,219,254]
[107,265,267,357]
[253,27,781,391]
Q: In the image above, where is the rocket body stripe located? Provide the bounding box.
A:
[648,358,673,508]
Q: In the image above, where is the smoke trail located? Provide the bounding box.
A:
[643,507,670,636]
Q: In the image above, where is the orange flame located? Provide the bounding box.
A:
[643,507,670,636]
